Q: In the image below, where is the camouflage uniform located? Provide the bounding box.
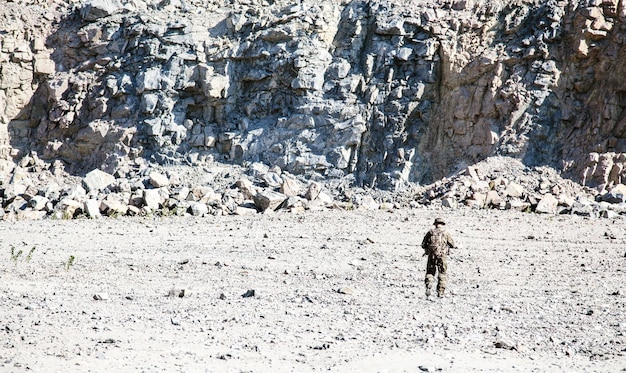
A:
[421,218,455,297]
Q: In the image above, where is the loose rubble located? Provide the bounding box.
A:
[0,153,624,220]
[415,157,626,218]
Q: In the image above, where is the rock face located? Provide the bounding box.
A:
[0,0,625,199]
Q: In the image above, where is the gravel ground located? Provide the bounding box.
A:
[1,207,625,372]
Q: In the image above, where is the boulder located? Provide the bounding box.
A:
[149,172,170,188]
[441,197,458,209]
[485,190,503,208]
[28,195,49,211]
[470,180,490,193]
[280,177,301,197]
[6,197,28,213]
[505,199,531,211]
[171,186,190,201]
[276,196,304,212]
[83,169,115,192]
[65,185,87,201]
[235,205,258,215]
[505,182,524,198]
[305,182,322,201]
[601,184,626,203]
[535,194,558,214]
[101,195,128,216]
[84,199,102,218]
[22,185,39,201]
[81,0,124,21]
[57,198,83,218]
[236,179,257,199]
[190,202,209,217]
[17,210,47,220]
[34,58,55,75]
[253,190,287,212]
[317,191,334,205]
[4,182,28,200]
[466,192,487,208]
[358,195,379,210]
[143,189,164,210]
[197,187,221,205]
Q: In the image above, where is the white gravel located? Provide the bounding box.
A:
[1,208,625,372]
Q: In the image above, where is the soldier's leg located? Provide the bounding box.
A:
[425,255,436,297]
[436,257,448,297]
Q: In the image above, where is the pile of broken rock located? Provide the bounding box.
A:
[1,155,624,220]
[0,152,379,221]
[414,157,626,219]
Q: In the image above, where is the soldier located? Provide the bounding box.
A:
[421,218,456,298]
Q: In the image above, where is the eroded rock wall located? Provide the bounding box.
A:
[1,0,625,192]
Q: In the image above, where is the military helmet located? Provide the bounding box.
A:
[434,218,446,225]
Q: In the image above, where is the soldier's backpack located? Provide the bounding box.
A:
[427,228,448,258]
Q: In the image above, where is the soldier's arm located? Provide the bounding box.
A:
[421,232,430,249]
[446,232,455,248]
[421,232,430,256]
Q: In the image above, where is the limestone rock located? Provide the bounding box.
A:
[56,198,84,218]
[280,177,301,197]
[149,172,170,188]
[505,199,531,211]
[190,202,208,217]
[28,196,49,211]
[253,190,287,212]
[83,169,116,192]
[81,0,124,21]
[535,194,558,214]
[485,190,503,208]
[101,195,128,216]
[317,191,334,205]
[17,210,47,220]
[93,292,109,301]
[84,199,102,218]
[505,182,524,198]
[467,192,486,209]
[601,184,626,203]
[441,197,458,209]
[235,205,258,215]
[305,182,322,201]
[143,189,163,210]
[34,58,55,75]
[358,195,379,210]
[236,179,257,199]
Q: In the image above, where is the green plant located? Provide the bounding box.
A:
[10,245,22,264]
[9,244,36,265]
[65,255,76,271]
[108,210,121,219]
[26,246,36,262]
[159,206,176,217]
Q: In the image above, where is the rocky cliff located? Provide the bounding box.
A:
[1,0,626,218]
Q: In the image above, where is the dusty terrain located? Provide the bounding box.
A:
[1,207,625,372]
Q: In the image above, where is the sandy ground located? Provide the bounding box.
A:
[1,207,625,372]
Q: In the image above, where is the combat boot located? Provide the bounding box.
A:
[425,275,435,299]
